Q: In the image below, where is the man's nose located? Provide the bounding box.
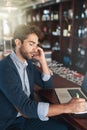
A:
[33,46,38,51]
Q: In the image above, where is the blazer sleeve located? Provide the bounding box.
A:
[31,63,54,89]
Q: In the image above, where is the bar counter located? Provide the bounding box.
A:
[34,73,87,130]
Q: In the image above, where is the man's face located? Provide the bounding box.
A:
[19,33,39,59]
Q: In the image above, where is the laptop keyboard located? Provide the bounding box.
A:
[55,88,72,103]
[68,89,87,100]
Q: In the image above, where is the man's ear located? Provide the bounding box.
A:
[15,39,22,48]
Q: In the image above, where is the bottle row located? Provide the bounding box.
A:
[27,8,73,22]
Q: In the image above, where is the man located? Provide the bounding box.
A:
[0,24,86,130]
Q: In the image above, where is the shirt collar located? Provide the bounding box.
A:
[10,51,28,69]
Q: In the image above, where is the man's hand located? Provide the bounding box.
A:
[67,97,86,113]
[32,47,46,64]
[33,47,51,75]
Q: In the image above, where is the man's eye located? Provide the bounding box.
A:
[29,43,33,46]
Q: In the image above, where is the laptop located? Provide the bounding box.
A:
[55,72,87,117]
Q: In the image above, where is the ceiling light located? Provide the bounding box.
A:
[0,6,18,11]
[42,0,45,3]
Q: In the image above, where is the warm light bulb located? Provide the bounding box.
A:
[42,0,45,3]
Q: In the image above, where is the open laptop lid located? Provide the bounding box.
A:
[81,72,87,96]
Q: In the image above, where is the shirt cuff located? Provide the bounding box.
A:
[37,102,49,121]
[42,70,53,81]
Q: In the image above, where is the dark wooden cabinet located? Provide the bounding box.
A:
[26,0,87,74]
[71,0,87,74]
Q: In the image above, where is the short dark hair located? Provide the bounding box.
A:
[12,24,42,48]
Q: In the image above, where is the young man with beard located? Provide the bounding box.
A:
[0,24,86,130]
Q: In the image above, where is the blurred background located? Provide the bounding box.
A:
[0,0,87,77]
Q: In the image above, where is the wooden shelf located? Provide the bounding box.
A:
[26,0,87,74]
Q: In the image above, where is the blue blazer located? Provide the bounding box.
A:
[0,55,53,130]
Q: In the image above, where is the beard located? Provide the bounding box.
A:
[19,45,39,60]
[19,48,33,60]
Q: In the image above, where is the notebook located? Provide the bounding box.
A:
[55,72,87,116]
